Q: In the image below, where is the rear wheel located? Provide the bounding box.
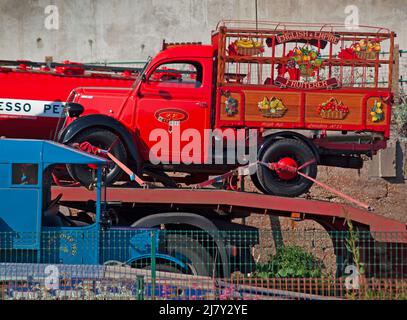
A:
[164,234,215,277]
[250,171,268,194]
[256,138,318,197]
[66,128,127,187]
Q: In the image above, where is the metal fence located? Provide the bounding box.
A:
[399,50,407,97]
[0,229,406,300]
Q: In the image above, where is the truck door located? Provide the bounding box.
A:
[41,225,99,265]
[136,60,212,164]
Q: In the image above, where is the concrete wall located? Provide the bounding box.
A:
[0,0,406,63]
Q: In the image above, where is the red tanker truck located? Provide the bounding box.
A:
[0,60,137,139]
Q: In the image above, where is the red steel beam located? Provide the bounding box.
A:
[53,186,407,242]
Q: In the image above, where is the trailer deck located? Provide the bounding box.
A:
[53,186,407,243]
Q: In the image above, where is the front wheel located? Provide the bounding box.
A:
[66,128,128,187]
[255,138,318,197]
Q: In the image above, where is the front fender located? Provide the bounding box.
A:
[131,212,230,277]
[58,114,142,167]
[126,253,188,270]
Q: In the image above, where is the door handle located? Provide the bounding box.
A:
[196,102,208,108]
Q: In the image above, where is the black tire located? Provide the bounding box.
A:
[256,138,318,197]
[250,171,268,194]
[66,128,127,187]
[143,169,178,188]
[164,234,215,277]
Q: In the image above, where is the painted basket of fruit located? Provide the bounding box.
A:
[291,47,323,77]
[235,39,264,56]
[298,64,315,77]
[355,51,377,60]
[258,97,288,118]
[317,97,349,120]
[237,47,263,56]
[352,39,381,60]
[319,109,348,120]
[260,108,287,118]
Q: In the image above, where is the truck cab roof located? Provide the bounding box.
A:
[153,44,215,61]
[0,139,108,165]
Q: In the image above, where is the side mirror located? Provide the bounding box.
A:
[66,102,84,118]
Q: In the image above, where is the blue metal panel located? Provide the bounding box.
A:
[100,228,155,264]
[42,141,107,165]
[41,225,100,265]
[0,188,41,248]
[0,139,42,163]
[0,164,10,188]
[0,139,107,165]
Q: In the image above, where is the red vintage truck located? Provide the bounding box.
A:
[43,22,400,196]
[0,60,137,139]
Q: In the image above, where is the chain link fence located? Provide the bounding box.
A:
[1,229,406,300]
[399,50,407,93]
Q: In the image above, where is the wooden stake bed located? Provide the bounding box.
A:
[211,21,395,138]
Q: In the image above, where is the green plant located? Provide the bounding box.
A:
[345,288,407,300]
[345,218,365,276]
[254,245,323,278]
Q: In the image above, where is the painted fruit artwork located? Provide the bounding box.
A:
[317,97,349,120]
[258,97,288,118]
[371,100,384,122]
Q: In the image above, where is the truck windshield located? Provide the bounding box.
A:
[132,56,152,89]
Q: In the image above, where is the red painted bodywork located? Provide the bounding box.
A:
[66,40,391,163]
[0,63,135,139]
[215,85,392,138]
[62,24,394,164]
[67,45,215,162]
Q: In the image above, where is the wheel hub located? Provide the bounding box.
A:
[274,157,298,180]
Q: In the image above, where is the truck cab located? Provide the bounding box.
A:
[0,139,188,272]
[0,139,104,264]
[58,21,396,197]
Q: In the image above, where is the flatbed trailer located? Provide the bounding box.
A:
[53,185,407,278]
[53,186,407,241]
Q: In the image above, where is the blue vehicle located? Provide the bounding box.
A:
[0,138,187,271]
